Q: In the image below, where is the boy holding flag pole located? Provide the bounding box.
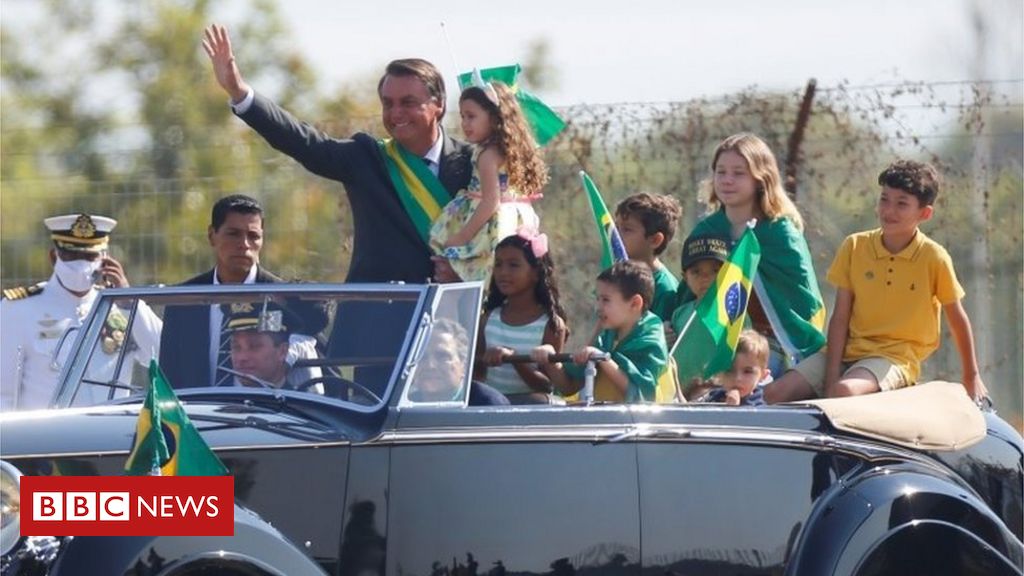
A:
[669,222,762,397]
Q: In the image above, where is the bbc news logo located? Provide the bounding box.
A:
[21,476,233,536]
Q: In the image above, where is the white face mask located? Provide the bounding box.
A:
[54,256,101,293]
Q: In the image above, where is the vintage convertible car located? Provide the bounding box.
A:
[1,282,1021,576]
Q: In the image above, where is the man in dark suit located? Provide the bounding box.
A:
[159,195,327,389]
[203,24,472,284]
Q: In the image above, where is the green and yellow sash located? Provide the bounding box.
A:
[378,139,452,242]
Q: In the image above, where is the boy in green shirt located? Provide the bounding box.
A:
[532,260,669,403]
[614,193,683,321]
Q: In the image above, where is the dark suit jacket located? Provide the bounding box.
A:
[238,93,473,283]
[158,267,328,389]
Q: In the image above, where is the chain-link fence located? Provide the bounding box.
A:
[2,79,1021,425]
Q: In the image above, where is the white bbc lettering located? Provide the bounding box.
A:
[33,492,64,521]
[206,495,219,517]
[66,492,96,521]
[160,495,175,516]
[136,495,221,518]
[137,495,158,517]
[99,492,130,521]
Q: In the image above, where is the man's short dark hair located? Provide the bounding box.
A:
[378,59,447,118]
[878,160,940,207]
[597,260,654,313]
[615,193,682,255]
[211,194,263,230]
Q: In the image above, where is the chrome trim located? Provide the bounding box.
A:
[376,425,632,444]
[372,423,968,469]
[376,424,831,445]
[3,440,353,461]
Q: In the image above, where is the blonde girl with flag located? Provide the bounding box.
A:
[429,76,549,282]
[677,133,827,377]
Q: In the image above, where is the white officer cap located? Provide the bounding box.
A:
[44,213,117,253]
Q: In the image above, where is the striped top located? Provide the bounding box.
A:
[484,307,550,395]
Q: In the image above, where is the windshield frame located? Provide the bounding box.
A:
[52,283,431,413]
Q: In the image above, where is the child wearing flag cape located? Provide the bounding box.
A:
[531,261,670,403]
[429,74,549,282]
[676,133,826,377]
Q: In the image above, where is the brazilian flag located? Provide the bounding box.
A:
[456,64,566,146]
[580,171,629,270]
[696,227,762,377]
[124,360,227,476]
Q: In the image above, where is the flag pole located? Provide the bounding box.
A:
[439,22,462,82]
[668,308,698,357]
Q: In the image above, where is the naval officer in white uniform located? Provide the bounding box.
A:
[0,213,162,411]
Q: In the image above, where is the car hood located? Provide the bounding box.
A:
[0,401,347,459]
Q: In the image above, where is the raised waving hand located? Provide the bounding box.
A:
[202,24,251,104]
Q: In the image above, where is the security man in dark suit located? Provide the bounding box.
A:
[159,195,327,389]
[203,24,472,284]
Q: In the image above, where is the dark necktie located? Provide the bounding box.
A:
[214,315,233,387]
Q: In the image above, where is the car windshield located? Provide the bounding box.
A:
[49,283,468,411]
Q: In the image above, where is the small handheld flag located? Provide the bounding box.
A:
[695,224,762,377]
[580,171,628,270]
[457,64,566,146]
[125,361,228,476]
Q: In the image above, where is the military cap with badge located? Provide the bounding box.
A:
[2,213,117,301]
[219,300,306,389]
[222,300,303,336]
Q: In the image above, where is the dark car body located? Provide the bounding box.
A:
[1,283,1021,576]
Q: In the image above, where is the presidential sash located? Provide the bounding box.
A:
[378,139,452,243]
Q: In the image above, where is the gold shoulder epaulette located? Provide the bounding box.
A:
[2,283,44,301]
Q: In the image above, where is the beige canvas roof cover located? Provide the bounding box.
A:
[805,380,986,452]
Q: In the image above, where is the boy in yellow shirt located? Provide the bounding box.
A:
[765,160,988,403]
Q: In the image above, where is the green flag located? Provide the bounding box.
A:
[669,301,718,395]
[695,227,762,377]
[682,211,826,361]
[457,64,566,146]
[124,360,228,476]
[580,171,629,270]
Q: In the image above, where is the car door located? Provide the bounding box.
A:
[385,284,642,575]
[385,407,641,576]
[634,408,858,575]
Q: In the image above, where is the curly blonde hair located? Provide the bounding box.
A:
[698,133,804,230]
[460,82,549,196]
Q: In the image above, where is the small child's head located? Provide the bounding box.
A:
[700,133,804,230]
[680,234,730,300]
[459,80,549,195]
[876,160,938,232]
[719,329,770,398]
[484,230,566,321]
[614,193,683,261]
[595,260,654,331]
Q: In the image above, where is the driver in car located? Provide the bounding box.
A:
[408,318,507,405]
[223,301,321,390]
